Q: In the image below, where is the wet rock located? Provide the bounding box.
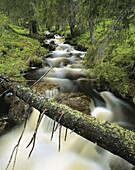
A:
[48,40,58,50]
[0,118,8,135]
[44,31,54,38]
[43,39,58,50]
[31,82,59,98]
[0,94,29,134]
[0,95,10,116]
[29,59,42,68]
[53,92,91,115]
[32,82,59,93]
[74,45,88,51]
[8,96,29,122]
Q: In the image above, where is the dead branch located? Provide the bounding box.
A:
[26,109,47,158]
[30,66,53,88]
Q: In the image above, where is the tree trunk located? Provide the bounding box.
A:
[68,0,76,37]
[55,23,59,31]
[69,15,76,37]
[29,20,38,35]
[0,75,135,166]
[89,20,95,45]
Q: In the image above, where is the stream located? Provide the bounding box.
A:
[0,33,134,170]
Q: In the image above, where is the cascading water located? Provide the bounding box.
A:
[0,33,134,170]
[0,108,109,170]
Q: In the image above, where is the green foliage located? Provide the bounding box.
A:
[84,21,135,97]
[0,28,48,76]
[89,62,130,96]
[70,31,90,48]
[9,24,29,35]
[0,14,9,36]
[55,26,71,37]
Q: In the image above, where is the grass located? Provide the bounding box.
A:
[0,26,48,77]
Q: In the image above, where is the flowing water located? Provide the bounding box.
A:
[0,33,134,170]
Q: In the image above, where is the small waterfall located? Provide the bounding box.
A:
[0,34,134,170]
[43,89,59,98]
[101,91,135,125]
[0,108,110,170]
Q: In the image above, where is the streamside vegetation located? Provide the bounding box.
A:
[0,0,135,101]
[0,23,48,78]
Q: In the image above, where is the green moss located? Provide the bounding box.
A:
[0,26,48,76]
[9,24,29,35]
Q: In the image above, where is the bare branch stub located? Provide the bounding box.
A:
[27,109,47,158]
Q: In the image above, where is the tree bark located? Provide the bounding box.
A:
[29,20,38,35]
[68,0,76,37]
[0,75,135,166]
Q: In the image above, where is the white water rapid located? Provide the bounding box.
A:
[0,33,134,170]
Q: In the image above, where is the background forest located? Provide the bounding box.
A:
[0,0,135,102]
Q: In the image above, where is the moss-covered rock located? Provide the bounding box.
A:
[54,92,91,115]
[8,96,28,122]
[31,82,59,92]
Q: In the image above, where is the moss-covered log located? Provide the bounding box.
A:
[0,75,135,165]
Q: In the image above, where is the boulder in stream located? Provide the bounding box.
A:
[53,92,91,115]
[8,96,29,122]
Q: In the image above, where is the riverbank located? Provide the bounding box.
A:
[0,25,48,78]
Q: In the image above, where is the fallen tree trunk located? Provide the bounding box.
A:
[0,75,135,165]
